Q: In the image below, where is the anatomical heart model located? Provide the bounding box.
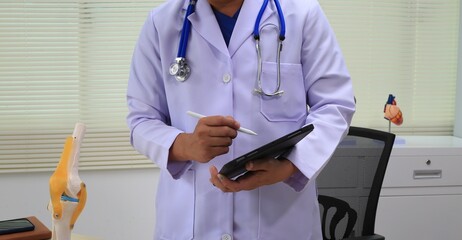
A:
[384,94,403,127]
[48,123,87,240]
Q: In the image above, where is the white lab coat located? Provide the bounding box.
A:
[127,0,355,239]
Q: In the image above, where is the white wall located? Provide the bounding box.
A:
[0,168,159,240]
[455,1,462,137]
[457,77,462,137]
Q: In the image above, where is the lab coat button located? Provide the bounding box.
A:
[221,233,232,240]
[223,74,231,83]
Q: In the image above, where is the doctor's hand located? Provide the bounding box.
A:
[169,115,240,163]
[209,158,298,192]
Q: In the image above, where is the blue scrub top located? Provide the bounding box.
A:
[213,8,240,46]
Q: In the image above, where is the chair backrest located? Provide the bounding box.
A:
[317,126,395,239]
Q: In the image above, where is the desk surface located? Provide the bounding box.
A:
[394,135,462,147]
[392,135,462,155]
[71,234,103,240]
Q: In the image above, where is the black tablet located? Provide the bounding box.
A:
[219,124,314,179]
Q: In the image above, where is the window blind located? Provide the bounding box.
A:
[0,0,460,173]
[319,0,460,135]
[0,0,162,173]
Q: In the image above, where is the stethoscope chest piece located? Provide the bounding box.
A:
[169,58,190,82]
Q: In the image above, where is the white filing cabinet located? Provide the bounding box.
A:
[376,136,462,240]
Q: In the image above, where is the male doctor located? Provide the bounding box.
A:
[126,0,355,239]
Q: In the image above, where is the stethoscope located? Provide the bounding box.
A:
[169,0,286,97]
[169,0,196,82]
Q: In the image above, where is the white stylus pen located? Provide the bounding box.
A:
[186,111,258,136]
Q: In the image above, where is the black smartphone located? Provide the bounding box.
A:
[0,218,35,235]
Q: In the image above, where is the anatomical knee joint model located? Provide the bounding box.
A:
[48,123,87,240]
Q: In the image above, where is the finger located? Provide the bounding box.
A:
[233,171,262,191]
[195,117,238,140]
[195,123,237,139]
[204,126,238,139]
[206,136,233,147]
[208,146,231,156]
[195,147,230,163]
[208,166,242,193]
[200,116,240,132]
[209,166,231,192]
[209,165,223,187]
[217,174,242,192]
[245,159,274,171]
[225,116,241,130]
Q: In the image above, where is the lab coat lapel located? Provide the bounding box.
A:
[188,0,229,57]
[228,0,276,57]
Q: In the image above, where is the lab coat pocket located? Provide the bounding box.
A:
[259,62,306,122]
[156,169,195,240]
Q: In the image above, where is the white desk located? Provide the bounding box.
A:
[376,136,462,240]
[71,234,103,240]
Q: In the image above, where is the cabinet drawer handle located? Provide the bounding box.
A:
[413,170,442,179]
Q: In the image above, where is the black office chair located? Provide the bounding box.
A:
[317,126,395,240]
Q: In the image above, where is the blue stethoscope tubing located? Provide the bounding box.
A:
[170,0,286,97]
[178,0,196,59]
[253,0,285,40]
[169,0,197,82]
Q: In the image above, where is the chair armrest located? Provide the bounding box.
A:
[343,234,385,240]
